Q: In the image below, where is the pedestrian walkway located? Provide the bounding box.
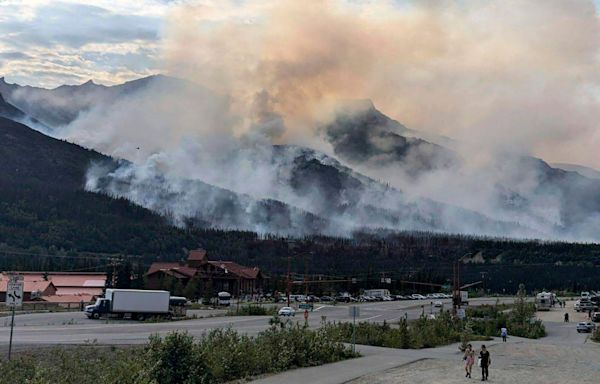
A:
[251,338,512,384]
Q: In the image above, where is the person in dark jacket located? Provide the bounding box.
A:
[479,345,491,381]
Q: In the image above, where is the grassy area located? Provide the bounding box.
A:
[592,327,600,343]
[226,304,278,316]
[324,311,491,349]
[465,300,546,339]
[323,293,544,350]
[0,324,357,383]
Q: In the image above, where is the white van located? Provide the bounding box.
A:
[217,291,231,306]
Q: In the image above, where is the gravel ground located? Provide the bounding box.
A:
[350,341,600,384]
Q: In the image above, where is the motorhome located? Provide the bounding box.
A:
[535,292,554,311]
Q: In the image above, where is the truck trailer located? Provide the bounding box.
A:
[85,289,173,321]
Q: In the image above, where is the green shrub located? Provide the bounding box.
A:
[146,332,213,384]
[323,311,473,349]
[227,304,278,316]
[0,346,146,384]
[0,326,357,383]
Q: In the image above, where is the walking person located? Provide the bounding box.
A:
[463,344,475,378]
[479,345,491,381]
[500,326,508,342]
[564,312,569,322]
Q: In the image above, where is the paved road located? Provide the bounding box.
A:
[0,297,512,346]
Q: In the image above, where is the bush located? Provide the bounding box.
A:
[0,346,146,384]
[227,304,278,316]
[0,326,357,383]
[466,299,546,339]
[324,311,480,349]
[592,327,600,343]
[146,331,213,383]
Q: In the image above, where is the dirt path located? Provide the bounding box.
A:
[349,341,600,384]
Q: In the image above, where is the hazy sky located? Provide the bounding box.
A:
[3,0,600,169]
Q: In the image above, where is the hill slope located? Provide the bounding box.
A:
[0,116,205,254]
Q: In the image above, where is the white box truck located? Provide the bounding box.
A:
[363,289,391,300]
[85,289,172,321]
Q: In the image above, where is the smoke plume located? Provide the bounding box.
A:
[48,0,600,241]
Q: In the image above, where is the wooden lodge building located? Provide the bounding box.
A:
[146,249,263,296]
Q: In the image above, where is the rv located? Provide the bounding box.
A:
[535,292,555,311]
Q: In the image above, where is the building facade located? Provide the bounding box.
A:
[146,249,263,298]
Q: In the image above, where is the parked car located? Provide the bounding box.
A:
[577,301,597,313]
[320,296,334,302]
[278,307,296,316]
[306,295,320,302]
[434,301,444,308]
[336,293,352,303]
[576,321,596,333]
[411,294,427,300]
[382,296,394,301]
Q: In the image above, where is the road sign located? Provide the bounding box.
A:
[457,308,466,319]
[6,278,23,308]
[299,303,312,310]
[460,290,468,302]
[6,274,23,361]
[349,306,360,317]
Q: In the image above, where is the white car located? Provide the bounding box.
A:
[434,301,443,308]
[278,307,296,316]
[576,321,596,333]
[411,294,427,300]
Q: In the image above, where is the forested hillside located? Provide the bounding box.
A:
[1,116,598,293]
[0,116,203,255]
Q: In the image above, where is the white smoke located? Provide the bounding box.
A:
[27,0,600,241]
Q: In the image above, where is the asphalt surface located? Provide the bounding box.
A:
[0,297,513,346]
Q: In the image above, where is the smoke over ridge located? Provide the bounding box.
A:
[11,0,600,241]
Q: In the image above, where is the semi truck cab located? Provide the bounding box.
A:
[85,298,109,319]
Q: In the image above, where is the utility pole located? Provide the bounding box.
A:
[304,253,309,298]
[286,254,292,307]
[453,253,470,316]
[236,275,241,315]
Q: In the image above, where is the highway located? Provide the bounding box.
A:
[0,297,514,347]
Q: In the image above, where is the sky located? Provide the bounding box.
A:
[0,0,169,87]
[3,0,600,170]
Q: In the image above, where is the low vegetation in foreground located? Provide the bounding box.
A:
[0,324,357,384]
